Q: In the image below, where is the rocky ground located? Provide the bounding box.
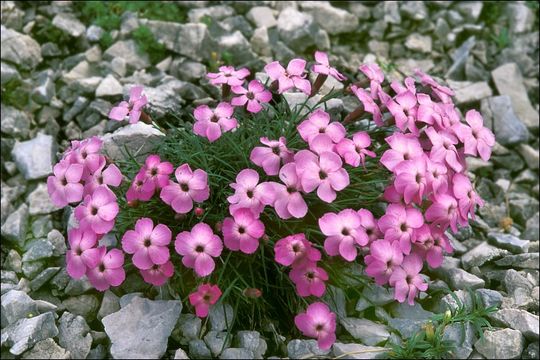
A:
[1,1,539,359]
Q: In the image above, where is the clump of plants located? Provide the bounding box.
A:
[48,51,494,350]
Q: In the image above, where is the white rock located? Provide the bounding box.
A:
[95,74,123,97]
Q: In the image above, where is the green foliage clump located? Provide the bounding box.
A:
[132,26,167,65]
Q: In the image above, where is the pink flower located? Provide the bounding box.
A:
[386,89,419,135]
[415,69,454,104]
[126,171,154,202]
[359,63,384,98]
[222,208,265,254]
[290,262,329,297]
[454,110,495,161]
[350,86,383,126]
[86,248,126,291]
[47,159,84,207]
[189,284,222,318]
[83,157,123,197]
[175,222,223,277]
[319,209,368,261]
[67,136,103,174]
[160,164,210,214]
[109,86,147,124]
[425,127,463,173]
[121,217,172,270]
[393,155,428,204]
[425,159,448,195]
[312,51,346,81]
[295,150,349,203]
[413,225,453,268]
[271,163,308,219]
[207,66,250,87]
[141,155,174,194]
[274,233,321,267]
[250,137,294,176]
[378,204,424,255]
[452,173,484,222]
[383,184,404,204]
[74,186,119,234]
[335,132,376,167]
[231,80,272,113]
[425,193,460,232]
[193,102,238,142]
[380,133,423,172]
[389,253,428,305]
[297,109,346,144]
[264,59,311,95]
[140,261,175,286]
[66,228,101,279]
[294,302,336,350]
[365,240,403,285]
[227,169,275,216]
[357,209,382,243]
[308,134,336,156]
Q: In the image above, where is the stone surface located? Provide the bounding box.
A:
[1,290,38,327]
[442,322,476,359]
[332,342,389,359]
[341,318,390,346]
[95,74,123,97]
[52,13,86,37]
[27,183,61,215]
[203,331,231,357]
[246,7,276,28]
[1,26,42,70]
[57,312,92,360]
[104,40,150,70]
[209,303,234,332]
[474,328,525,359]
[62,295,100,320]
[490,309,539,340]
[21,339,70,359]
[97,290,120,320]
[11,134,56,180]
[287,339,331,359]
[461,241,510,269]
[1,106,31,138]
[101,122,165,162]
[102,297,182,359]
[277,7,318,52]
[1,204,29,245]
[236,330,267,359]
[482,96,529,146]
[487,232,530,253]
[405,33,432,53]
[301,2,358,34]
[220,348,255,359]
[453,81,492,104]
[1,312,58,356]
[189,339,212,359]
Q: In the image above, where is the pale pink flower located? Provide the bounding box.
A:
[312,51,346,81]
[319,209,368,261]
[74,186,119,234]
[193,102,238,142]
[425,126,463,173]
[140,261,175,286]
[83,156,123,197]
[383,184,405,204]
[294,302,336,350]
[67,136,103,174]
[207,66,250,87]
[47,159,84,207]
[365,239,404,285]
[66,228,101,279]
[425,159,448,195]
[160,164,210,214]
[350,85,383,126]
[389,253,428,305]
[415,69,454,104]
[452,173,484,222]
[357,209,382,243]
[222,208,265,254]
[297,109,346,144]
[231,80,272,113]
[264,59,311,95]
[359,63,384,99]
[308,134,336,156]
[386,89,419,135]
[393,155,428,204]
[290,261,329,297]
[380,133,423,172]
[109,86,147,123]
[227,169,275,216]
[189,284,222,318]
[86,248,126,291]
[250,137,294,176]
[126,171,154,202]
[335,132,376,167]
[271,163,308,219]
[121,217,172,270]
[425,193,460,232]
[378,203,424,255]
[413,225,453,268]
[453,109,495,161]
[274,233,321,267]
[140,155,174,194]
[175,223,223,277]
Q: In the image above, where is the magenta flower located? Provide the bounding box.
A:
[274,233,321,267]
[413,225,453,268]
[189,284,222,318]
[350,85,383,126]
[121,217,172,270]
[383,184,405,204]
[227,169,275,216]
[160,164,210,214]
[250,137,294,176]
[140,261,175,286]
[290,262,329,297]
[74,186,119,234]
[86,248,126,291]
[452,173,484,222]
[264,59,311,95]
[425,127,463,173]
[380,133,423,172]
[386,89,419,135]
[319,209,368,261]
[141,155,174,194]
[271,163,308,219]
[415,69,454,104]
[126,171,154,202]
[231,80,272,113]
[393,155,428,205]
[425,193,460,232]
[175,222,223,277]
[378,204,424,255]
[67,136,103,174]
[295,150,349,203]
[389,253,428,305]
[365,239,404,285]
[335,132,376,168]
[207,66,250,87]
[297,109,346,144]
[359,63,384,99]
[294,302,336,350]
[66,228,101,279]
[222,208,265,254]
[312,51,346,81]
[109,86,147,124]
[308,134,337,156]
[83,157,123,197]
[454,109,495,161]
[193,102,238,142]
[47,159,84,207]
[425,158,448,195]
[357,209,382,243]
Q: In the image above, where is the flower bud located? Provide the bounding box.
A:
[444,309,452,323]
[195,207,204,217]
[424,321,435,341]
[243,288,262,298]
[175,213,187,221]
[262,234,269,242]
[127,200,139,207]
[214,221,222,233]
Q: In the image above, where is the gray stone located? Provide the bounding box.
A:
[217,30,257,64]
[481,96,529,146]
[442,322,476,359]
[4,250,22,273]
[495,253,539,269]
[474,328,524,359]
[95,74,123,98]
[189,339,212,359]
[405,33,432,53]
[111,57,126,77]
[388,318,425,338]
[22,238,54,262]
[64,276,93,296]
[382,2,401,24]
[490,309,539,340]
[236,330,267,358]
[119,292,143,308]
[246,7,276,28]
[41,42,62,58]
[1,312,58,356]
[523,212,539,241]
[220,348,255,359]
[301,2,358,34]
[453,82,492,105]
[492,63,539,130]
[47,230,66,256]
[0,26,42,70]
[1,61,20,84]
[220,15,254,39]
[176,314,202,344]
[52,13,85,37]
[203,331,231,357]
[517,144,539,170]
[509,194,538,226]
[101,122,165,162]
[341,318,390,346]
[287,339,331,358]
[250,27,272,57]
[349,3,371,20]
[209,303,234,332]
[1,106,31,138]
[504,269,534,309]
[87,344,106,359]
[174,348,189,359]
[86,25,104,42]
[102,297,182,359]
[332,342,389,359]
[507,3,535,33]
[22,261,45,279]
[31,216,53,239]
[400,1,428,20]
[1,290,38,327]
[11,134,56,180]
[172,60,207,82]
[1,1,23,30]
[58,312,92,360]
[437,289,503,313]
[524,342,539,359]
[30,267,60,291]
[21,338,70,359]
[1,204,28,245]
[188,5,235,22]
[104,40,150,70]
[390,302,434,320]
[487,232,530,253]
[2,271,18,284]
[62,295,100,320]
[97,290,120,320]
[461,241,510,269]
[277,7,318,52]
[436,267,485,290]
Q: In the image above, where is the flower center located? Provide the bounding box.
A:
[246,190,254,198]
[366,228,373,236]
[272,146,280,155]
[82,151,88,159]
[238,226,246,234]
[91,207,98,215]
[406,275,413,283]
[315,324,324,331]
[99,263,105,272]
[136,180,143,186]
[400,223,408,232]
[97,175,104,184]
[306,271,315,280]
[144,238,151,247]
[403,153,410,160]
[318,128,326,133]
[319,171,327,180]
[292,244,300,253]
[286,186,296,194]
[76,247,83,256]
[210,115,219,123]
[195,245,205,253]
[246,92,255,100]
[61,178,68,186]
[341,228,350,236]
[203,294,211,302]
[181,183,189,192]
[150,168,158,176]
[152,264,160,270]
[415,173,422,183]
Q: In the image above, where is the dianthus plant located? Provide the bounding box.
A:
[49,51,493,351]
